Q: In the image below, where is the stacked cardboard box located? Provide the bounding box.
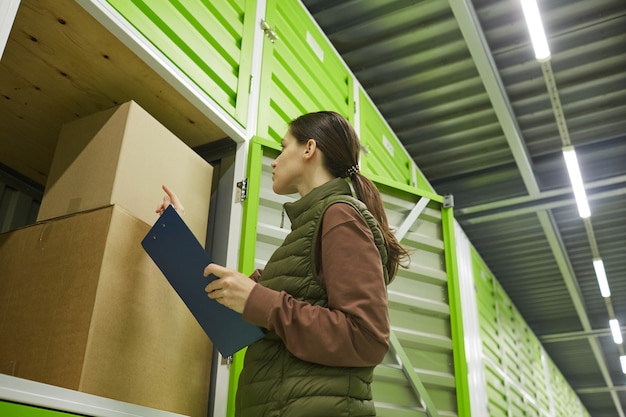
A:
[37,100,212,244]
[0,101,215,417]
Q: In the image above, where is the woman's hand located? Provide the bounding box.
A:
[155,184,185,215]
[204,263,256,314]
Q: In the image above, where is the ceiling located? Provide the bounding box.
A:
[1,0,624,416]
[299,0,626,415]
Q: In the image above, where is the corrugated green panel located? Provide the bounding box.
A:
[106,0,255,125]
[471,246,592,417]
[547,358,585,417]
[0,401,79,417]
[373,367,426,411]
[358,88,433,193]
[358,89,412,185]
[257,0,354,143]
[383,191,457,416]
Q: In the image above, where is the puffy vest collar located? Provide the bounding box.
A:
[284,178,352,224]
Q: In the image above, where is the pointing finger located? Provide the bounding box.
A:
[161,184,185,214]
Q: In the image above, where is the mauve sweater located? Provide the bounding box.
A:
[243,202,390,367]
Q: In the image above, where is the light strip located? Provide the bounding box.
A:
[593,259,611,297]
[621,355,626,374]
[609,319,623,344]
[562,147,591,218]
[520,0,551,61]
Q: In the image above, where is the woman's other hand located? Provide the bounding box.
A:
[155,184,185,215]
[204,263,256,314]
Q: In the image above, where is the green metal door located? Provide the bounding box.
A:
[106,0,257,127]
[237,139,460,417]
[256,0,354,143]
[358,88,433,194]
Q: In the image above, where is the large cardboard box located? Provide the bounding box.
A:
[0,205,213,417]
[37,100,213,244]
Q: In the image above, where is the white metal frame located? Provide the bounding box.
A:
[0,0,20,60]
[454,221,489,417]
[0,374,185,417]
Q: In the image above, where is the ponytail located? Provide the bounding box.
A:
[350,172,410,281]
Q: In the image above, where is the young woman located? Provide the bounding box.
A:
[157,111,409,417]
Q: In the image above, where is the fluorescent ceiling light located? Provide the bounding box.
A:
[520,0,551,61]
[593,259,611,297]
[621,355,626,374]
[609,319,623,344]
[562,147,591,218]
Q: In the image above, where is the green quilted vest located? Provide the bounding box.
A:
[236,178,389,417]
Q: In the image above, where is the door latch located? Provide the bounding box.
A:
[236,178,248,203]
[261,20,278,43]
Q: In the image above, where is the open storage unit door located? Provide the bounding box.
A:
[356,85,467,416]
[239,139,463,417]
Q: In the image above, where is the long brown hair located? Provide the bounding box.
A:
[289,111,410,280]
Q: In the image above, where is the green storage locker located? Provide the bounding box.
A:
[105,0,257,127]
[256,0,354,143]
[358,87,433,194]
[469,245,592,417]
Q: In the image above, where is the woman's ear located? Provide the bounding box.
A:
[303,138,317,159]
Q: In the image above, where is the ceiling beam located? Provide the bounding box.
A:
[457,179,626,224]
[577,386,626,395]
[448,0,539,196]
[541,326,626,343]
[457,174,626,217]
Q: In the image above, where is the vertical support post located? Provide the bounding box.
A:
[225,138,266,417]
[442,206,472,417]
[454,222,490,416]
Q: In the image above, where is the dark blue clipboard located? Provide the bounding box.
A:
[141,205,264,357]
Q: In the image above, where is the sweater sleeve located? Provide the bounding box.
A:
[242,203,390,367]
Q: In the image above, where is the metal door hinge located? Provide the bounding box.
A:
[261,19,278,43]
[443,194,454,208]
[221,355,233,366]
[236,178,248,203]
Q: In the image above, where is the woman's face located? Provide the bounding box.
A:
[271,131,306,195]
